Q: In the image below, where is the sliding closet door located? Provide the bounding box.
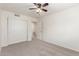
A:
[8,16,27,45]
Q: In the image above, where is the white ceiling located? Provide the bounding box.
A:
[0,3,79,18]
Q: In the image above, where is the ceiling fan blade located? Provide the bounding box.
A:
[42,9,48,12]
[33,3,38,7]
[37,3,41,8]
[43,3,48,7]
[33,3,37,5]
[33,3,41,8]
[29,8,37,10]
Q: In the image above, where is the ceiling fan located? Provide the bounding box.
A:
[29,3,49,14]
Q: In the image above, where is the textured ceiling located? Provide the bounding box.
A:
[0,3,79,18]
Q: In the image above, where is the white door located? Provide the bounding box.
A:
[8,16,28,45]
[27,20,33,41]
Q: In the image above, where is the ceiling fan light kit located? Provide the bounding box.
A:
[29,3,49,15]
[36,8,42,13]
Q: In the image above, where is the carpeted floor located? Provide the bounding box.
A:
[1,39,79,56]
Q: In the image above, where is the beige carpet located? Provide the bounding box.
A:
[1,39,79,56]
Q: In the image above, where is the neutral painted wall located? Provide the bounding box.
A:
[40,5,79,52]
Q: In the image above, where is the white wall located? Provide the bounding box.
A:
[40,5,79,52]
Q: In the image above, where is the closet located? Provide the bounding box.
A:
[0,10,34,47]
[7,15,28,45]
